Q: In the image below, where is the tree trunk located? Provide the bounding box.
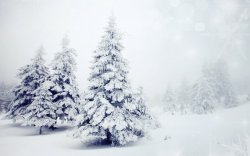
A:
[49,125,57,131]
[39,126,43,135]
[106,130,112,145]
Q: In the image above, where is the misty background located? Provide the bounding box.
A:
[0,0,250,104]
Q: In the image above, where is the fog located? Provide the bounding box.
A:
[0,0,250,102]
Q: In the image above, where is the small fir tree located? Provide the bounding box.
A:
[163,85,176,115]
[212,60,236,107]
[23,81,57,134]
[191,64,216,114]
[177,79,192,114]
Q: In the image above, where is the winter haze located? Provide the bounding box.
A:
[0,0,250,103]
[1,0,250,156]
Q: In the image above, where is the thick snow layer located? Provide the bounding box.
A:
[0,103,250,156]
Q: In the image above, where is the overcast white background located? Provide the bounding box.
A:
[1,0,250,103]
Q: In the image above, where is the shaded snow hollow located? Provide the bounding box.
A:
[0,103,250,156]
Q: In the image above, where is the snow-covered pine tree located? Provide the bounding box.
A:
[191,64,216,114]
[23,81,57,134]
[73,16,150,146]
[8,47,49,121]
[50,35,80,123]
[163,85,176,115]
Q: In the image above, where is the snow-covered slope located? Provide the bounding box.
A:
[149,102,250,156]
[1,103,250,156]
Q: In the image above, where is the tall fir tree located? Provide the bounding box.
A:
[73,16,151,146]
[8,47,49,121]
[50,35,80,122]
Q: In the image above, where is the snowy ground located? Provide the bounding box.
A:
[1,103,250,156]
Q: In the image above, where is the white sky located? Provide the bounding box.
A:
[0,0,250,102]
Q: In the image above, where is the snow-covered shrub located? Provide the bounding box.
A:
[223,136,249,156]
[73,16,152,146]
